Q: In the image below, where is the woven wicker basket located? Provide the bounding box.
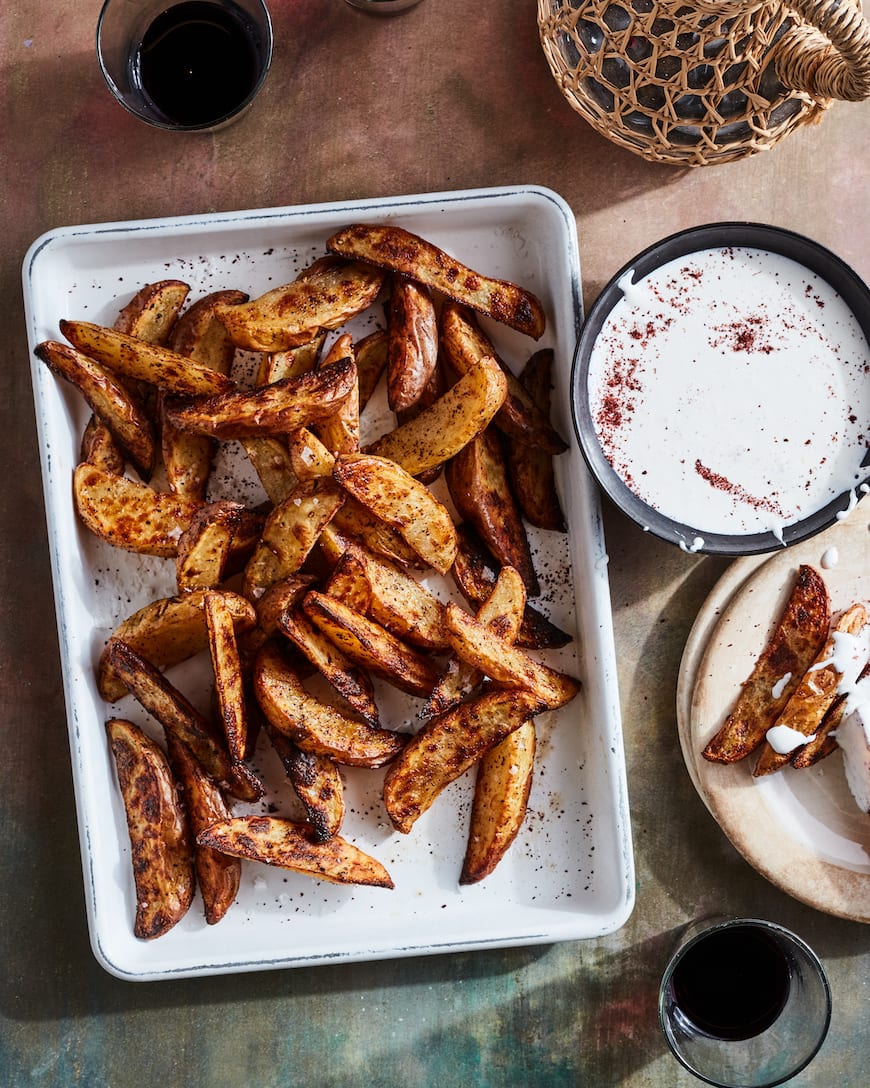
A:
[538,0,870,165]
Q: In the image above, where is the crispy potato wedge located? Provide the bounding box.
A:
[386,275,438,413]
[364,352,508,477]
[81,413,125,474]
[59,320,235,396]
[242,477,345,600]
[333,452,458,574]
[354,328,389,410]
[175,501,245,592]
[106,717,194,939]
[197,815,393,888]
[159,398,216,501]
[313,342,359,456]
[383,689,546,834]
[446,426,539,596]
[278,608,380,726]
[114,280,190,343]
[288,427,336,482]
[164,358,356,440]
[426,565,526,718]
[254,576,317,637]
[36,341,157,481]
[754,602,869,776]
[460,719,537,884]
[452,524,572,650]
[265,723,345,841]
[261,332,327,383]
[444,601,580,709]
[253,642,405,767]
[73,463,202,557]
[330,500,421,567]
[702,564,831,764]
[303,589,441,697]
[439,302,567,453]
[505,349,567,531]
[98,589,257,702]
[213,257,385,352]
[107,640,264,801]
[165,732,241,925]
[325,541,449,651]
[327,224,546,339]
[241,435,300,505]
[204,591,249,762]
[166,289,248,372]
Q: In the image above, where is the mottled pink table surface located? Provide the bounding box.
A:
[2,1,869,1085]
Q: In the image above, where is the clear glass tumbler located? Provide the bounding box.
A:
[97,0,273,131]
[659,917,832,1087]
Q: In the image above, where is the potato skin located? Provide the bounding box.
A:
[387,276,438,413]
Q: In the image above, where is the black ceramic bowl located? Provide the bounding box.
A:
[571,222,870,556]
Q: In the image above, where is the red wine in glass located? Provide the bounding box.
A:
[134,1,262,127]
[671,924,791,1041]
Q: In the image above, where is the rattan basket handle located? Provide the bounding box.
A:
[775,0,870,100]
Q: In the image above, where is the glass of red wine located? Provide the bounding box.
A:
[97,0,273,131]
[659,918,831,1087]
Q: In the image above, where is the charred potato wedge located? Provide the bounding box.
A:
[36,341,157,481]
[166,732,241,925]
[265,724,346,842]
[254,576,317,638]
[354,328,389,410]
[175,501,245,592]
[446,426,539,596]
[213,257,385,352]
[197,815,394,889]
[383,689,546,834]
[702,565,831,764]
[106,717,194,939]
[59,320,235,396]
[73,463,202,557]
[253,642,404,767]
[364,352,507,477]
[333,453,458,574]
[204,591,249,763]
[166,289,248,372]
[386,275,438,413]
[327,224,546,339]
[114,280,190,343]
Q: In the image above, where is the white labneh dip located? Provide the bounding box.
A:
[588,247,870,536]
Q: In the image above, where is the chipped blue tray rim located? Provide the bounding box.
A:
[22,185,635,981]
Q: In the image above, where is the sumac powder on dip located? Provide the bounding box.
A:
[587,247,870,537]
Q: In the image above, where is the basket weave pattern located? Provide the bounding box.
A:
[538,0,829,165]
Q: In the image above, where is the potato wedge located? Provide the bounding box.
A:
[452,524,572,650]
[313,340,359,456]
[288,427,336,482]
[439,302,567,453]
[165,732,241,925]
[303,589,441,697]
[330,500,421,568]
[383,689,546,834]
[265,723,345,842]
[106,717,194,939]
[364,352,508,477]
[159,399,216,501]
[73,463,202,557]
[175,501,245,592]
[59,320,235,396]
[197,815,394,888]
[333,452,458,574]
[324,541,449,651]
[445,426,539,596]
[106,640,264,802]
[702,565,831,764]
[166,289,248,372]
[213,257,385,352]
[754,602,869,776]
[254,576,317,637]
[460,720,537,884]
[36,341,157,481]
[354,328,389,410]
[261,332,327,383]
[204,591,249,762]
[444,601,580,709]
[426,565,526,717]
[242,477,345,600]
[326,224,546,339]
[114,280,190,344]
[253,642,405,767]
[386,275,438,413]
[98,589,257,702]
[163,358,356,440]
[242,435,300,505]
[278,608,380,726]
[505,349,567,531]
[81,413,125,474]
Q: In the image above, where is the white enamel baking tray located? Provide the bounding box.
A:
[22,185,634,981]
